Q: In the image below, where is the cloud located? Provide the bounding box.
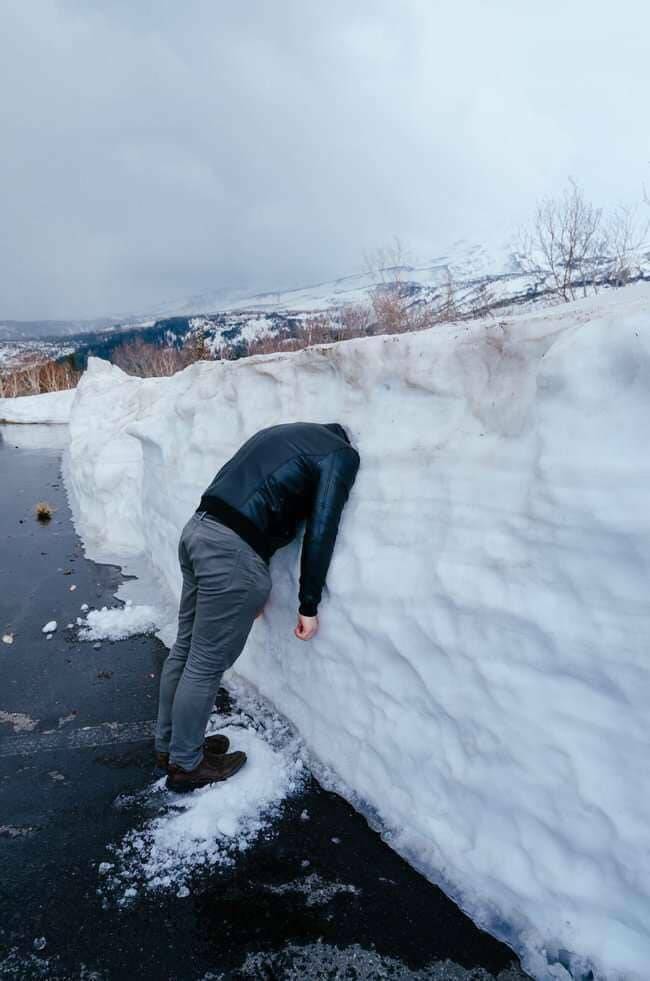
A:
[1,0,648,318]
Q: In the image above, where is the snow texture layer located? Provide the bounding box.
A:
[65,283,650,981]
[0,388,75,423]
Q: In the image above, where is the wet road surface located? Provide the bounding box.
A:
[0,425,528,980]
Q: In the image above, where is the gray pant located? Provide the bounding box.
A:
[155,510,272,770]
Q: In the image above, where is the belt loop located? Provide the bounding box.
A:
[197,509,207,521]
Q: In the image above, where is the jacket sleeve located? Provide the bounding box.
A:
[298,446,360,617]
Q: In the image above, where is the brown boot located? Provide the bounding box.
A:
[166,751,247,793]
[155,733,230,772]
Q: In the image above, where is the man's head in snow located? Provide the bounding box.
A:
[324,422,351,444]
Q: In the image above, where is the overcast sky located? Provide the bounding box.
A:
[1,0,649,320]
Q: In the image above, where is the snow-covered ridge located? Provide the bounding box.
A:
[64,282,650,981]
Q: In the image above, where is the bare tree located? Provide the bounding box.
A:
[605,204,650,286]
[534,178,604,301]
[363,236,410,286]
[436,268,462,321]
[339,303,373,335]
[0,355,80,398]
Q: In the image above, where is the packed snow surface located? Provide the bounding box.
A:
[0,388,75,423]
[64,282,650,981]
[76,602,160,641]
[103,693,307,901]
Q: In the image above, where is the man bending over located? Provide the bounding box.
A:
[155,421,360,793]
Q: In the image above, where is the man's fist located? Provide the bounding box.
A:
[294,613,319,641]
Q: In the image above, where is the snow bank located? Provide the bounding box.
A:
[64,283,650,981]
[0,387,76,423]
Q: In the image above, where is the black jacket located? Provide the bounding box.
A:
[198,422,360,616]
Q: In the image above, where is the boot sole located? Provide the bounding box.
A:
[156,750,232,780]
[165,758,247,794]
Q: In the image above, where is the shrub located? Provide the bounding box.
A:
[34,501,56,522]
[112,334,207,377]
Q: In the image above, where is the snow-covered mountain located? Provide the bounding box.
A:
[147,241,516,317]
[2,239,649,369]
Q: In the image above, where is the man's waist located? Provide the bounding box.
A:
[197,494,271,564]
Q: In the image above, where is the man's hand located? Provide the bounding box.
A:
[294,613,319,641]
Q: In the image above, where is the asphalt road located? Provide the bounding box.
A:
[0,424,528,981]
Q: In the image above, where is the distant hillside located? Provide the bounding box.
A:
[2,239,649,371]
[0,317,125,342]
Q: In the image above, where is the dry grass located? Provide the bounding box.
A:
[34,501,56,522]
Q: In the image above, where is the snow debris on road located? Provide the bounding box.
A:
[101,704,307,903]
[66,283,650,980]
[77,602,160,641]
[0,711,39,733]
[41,620,57,634]
[2,633,14,645]
[263,873,360,908]
[234,942,527,980]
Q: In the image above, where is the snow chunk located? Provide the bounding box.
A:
[0,710,38,732]
[77,604,160,642]
[41,621,57,634]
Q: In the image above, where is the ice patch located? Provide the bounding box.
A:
[77,603,160,641]
[219,942,528,980]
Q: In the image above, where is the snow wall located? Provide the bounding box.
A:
[0,387,75,424]
[64,283,650,981]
